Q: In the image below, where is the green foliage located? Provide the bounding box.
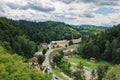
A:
[42,49,47,55]
[103,65,120,80]
[38,55,45,64]
[38,45,44,52]
[72,25,108,41]
[68,54,112,70]
[73,62,85,80]
[6,18,80,43]
[97,64,109,80]
[58,60,72,77]
[0,46,52,80]
[78,24,120,64]
[79,42,100,59]
[51,66,67,80]
[0,17,36,59]
[52,52,62,65]
[51,50,64,65]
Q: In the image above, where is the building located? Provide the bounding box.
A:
[50,40,69,48]
[50,38,82,48]
[28,57,41,71]
[29,57,38,65]
[72,38,82,44]
[90,57,96,62]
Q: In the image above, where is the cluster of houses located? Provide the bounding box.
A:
[50,38,82,48]
[28,38,82,71]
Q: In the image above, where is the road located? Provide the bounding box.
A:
[42,45,73,80]
[42,44,92,80]
[42,45,61,80]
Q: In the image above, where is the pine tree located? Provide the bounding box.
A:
[73,61,85,80]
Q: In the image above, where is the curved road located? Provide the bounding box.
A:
[42,45,72,80]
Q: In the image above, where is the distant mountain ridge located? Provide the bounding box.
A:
[71,24,109,30]
[71,25,109,41]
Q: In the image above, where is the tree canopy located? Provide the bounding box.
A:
[0,45,52,80]
[103,65,120,80]
[78,24,120,64]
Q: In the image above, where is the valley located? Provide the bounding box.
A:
[0,17,120,80]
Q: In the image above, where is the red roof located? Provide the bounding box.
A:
[72,38,82,43]
[51,40,69,45]
[29,57,38,63]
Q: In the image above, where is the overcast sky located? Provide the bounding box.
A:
[0,0,120,26]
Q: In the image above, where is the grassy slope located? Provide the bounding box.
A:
[68,55,113,70]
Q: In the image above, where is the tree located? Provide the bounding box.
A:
[52,53,62,65]
[113,48,120,64]
[103,65,120,80]
[73,61,85,80]
[92,45,100,58]
[38,55,45,64]
[69,40,73,45]
[111,39,120,64]
[90,70,96,80]
[102,40,112,61]
[42,49,47,55]
[97,65,109,80]
[0,46,52,80]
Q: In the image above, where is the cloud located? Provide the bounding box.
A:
[54,0,75,4]
[5,0,55,12]
[78,0,119,6]
[27,2,55,12]
[0,0,120,26]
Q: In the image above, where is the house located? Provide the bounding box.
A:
[29,57,38,65]
[50,40,69,48]
[90,57,96,62]
[72,38,82,44]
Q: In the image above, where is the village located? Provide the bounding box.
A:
[28,37,100,80]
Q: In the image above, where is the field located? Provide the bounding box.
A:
[68,55,113,71]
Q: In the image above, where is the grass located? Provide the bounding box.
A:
[51,66,67,80]
[68,55,113,70]
[38,45,44,52]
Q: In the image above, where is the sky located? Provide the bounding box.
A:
[0,0,120,26]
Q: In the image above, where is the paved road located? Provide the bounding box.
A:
[42,45,73,80]
[42,44,93,80]
[42,45,61,80]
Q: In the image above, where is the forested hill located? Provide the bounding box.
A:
[0,17,110,58]
[0,17,80,58]
[78,24,120,64]
[1,17,80,43]
[0,17,36,59]
[71,25,109,40]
